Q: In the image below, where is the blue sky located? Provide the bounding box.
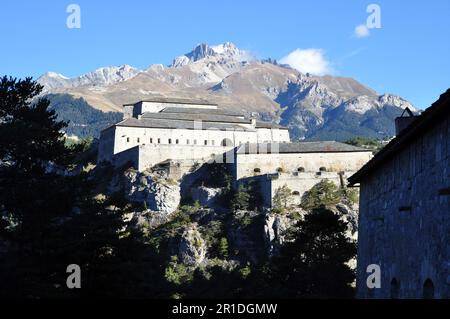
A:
[0,0,449,109]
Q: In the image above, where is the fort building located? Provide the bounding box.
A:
[98,97,373,207]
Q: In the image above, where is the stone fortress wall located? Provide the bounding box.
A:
[234,150,372,207]
[234,151,372,180]
[356,114,450,299]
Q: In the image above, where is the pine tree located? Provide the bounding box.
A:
[271,207,357,298]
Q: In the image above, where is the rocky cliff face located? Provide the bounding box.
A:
[110,168,181,216]
[102,162,359,271]
[178,224,207,266]
[264,209,304,257]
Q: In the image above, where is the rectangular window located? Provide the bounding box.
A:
[150,138,153,143]
[158,138,161,144]
[204,140,208,146]
[186,139,190,145]
[126,137,130,142]
[176,139,179,144]
[137,138,140,143]
[168,138,172,144]
[194,139,197,145]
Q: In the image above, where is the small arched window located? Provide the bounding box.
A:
[297,167,305,172]
[319,167,327,172]
[276,167,283,173]
[221,138,233,147]
[254,168,261,173]
[423,278,435,299]
[292,191,300,196]
[390,278,400,299]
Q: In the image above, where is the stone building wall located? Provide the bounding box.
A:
[234,151,372,180]
[357,117,450,299]
[242,171,355,208]
[98,125,290,164]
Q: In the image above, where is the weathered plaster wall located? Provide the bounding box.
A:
[357,117,450,299]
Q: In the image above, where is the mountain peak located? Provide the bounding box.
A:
[186,43,216,61]
[170,42,254,68]
[43,72,69,79]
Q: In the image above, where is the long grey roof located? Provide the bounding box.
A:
[161,106,244,117]
[236,141,371,154]
[117,112,287,130]
[123,97,217,106]
[116,117,255,131]
[141,112,250,124]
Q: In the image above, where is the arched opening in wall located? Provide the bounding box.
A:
[319,166,327,172]
[292,191,300,196]
[390,278,400,299]
[253,168,261,174]
[423,279,435,299]
[276,167,283,173]
[297,167,305,172]
[221,138,233,147]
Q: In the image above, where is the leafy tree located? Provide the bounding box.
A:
[272,185,293,212]
[231,184,251,211]
[218,237,229,258]
[270,207,356,298]
[0,76,83,241]
[164,256,193,285]
[301,179,341,210]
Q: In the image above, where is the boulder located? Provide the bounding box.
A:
[264,210,302,257]
[178,224,207,266]
[113,169,181,216]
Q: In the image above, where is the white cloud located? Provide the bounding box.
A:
[354,24,370,38]
[279,48,332,76]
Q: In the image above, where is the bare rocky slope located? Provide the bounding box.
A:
[39,42,416,141]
